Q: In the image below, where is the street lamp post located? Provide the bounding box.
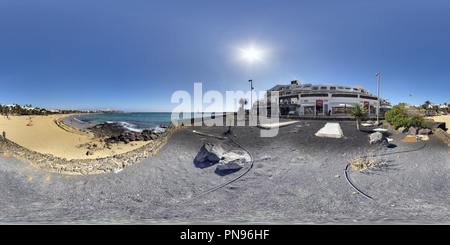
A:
[410,94,413,107]
[249,79,253,116]
[375,72,380,124]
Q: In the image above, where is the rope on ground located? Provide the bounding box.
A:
[378,140,427,157]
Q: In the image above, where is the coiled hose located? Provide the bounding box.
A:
[344,164,373,200]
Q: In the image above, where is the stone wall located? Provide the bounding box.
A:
[0,122,179,175]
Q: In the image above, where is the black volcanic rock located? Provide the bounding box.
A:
[87,122,170,144]
[88,122,126,138]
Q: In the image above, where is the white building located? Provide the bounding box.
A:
[263,80,391,117]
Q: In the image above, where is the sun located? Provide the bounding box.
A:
[233,44,266,64]
[243,48,260,61]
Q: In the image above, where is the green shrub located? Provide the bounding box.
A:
[385,104,405,127]
[385,104,426,128]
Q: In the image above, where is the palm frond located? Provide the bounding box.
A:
[347,103,368,119]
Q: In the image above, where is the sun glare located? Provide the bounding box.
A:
[243,49,260,61]
[234,44,266,64]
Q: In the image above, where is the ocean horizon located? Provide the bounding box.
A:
[65,112,225,133]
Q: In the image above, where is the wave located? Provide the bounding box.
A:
[105,121,166,134]
[106,121,142,133]
[152,125,166,133]
[73,117,88,124]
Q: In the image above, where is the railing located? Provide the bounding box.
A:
[300,93,329,97]
[331,94,358,98]
[359,95,378,100]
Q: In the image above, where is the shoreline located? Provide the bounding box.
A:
[0,119,178,175]
[61,114,97,131]
[64,112,173,133]
[0,113,169,161]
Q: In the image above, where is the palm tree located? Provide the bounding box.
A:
[348,103,368,131]
[238,98,248,113]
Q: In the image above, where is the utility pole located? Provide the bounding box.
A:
[249,79,253,115]
[375,72,380,125]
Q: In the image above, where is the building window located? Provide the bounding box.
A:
[312,87,319,90]
[345,87,351,90]
[353,88,359,91]
[285,86,290,89]
[304,106,314,115]
[320,86,327,90]
[338,87,343,89]
[330,87,336,90]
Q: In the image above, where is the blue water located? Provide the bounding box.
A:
[76,112,220,133]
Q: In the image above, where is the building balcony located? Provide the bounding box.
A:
[300,93,329,98]
[279,94,299,99]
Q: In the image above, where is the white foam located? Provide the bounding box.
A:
[152,125,166,133]
[73,118,87,123]
[104,120,168,134]
[106,121,143,133]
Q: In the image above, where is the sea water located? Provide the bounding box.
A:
[75,112,219,133]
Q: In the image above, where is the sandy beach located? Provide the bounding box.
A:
[0,114,150,160]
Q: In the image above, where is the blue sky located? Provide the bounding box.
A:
[1,0,450,112]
